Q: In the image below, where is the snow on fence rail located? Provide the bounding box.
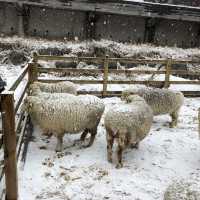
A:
[36,54,200,97]
[0,53,200,200]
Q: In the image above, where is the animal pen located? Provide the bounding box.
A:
[0,53,200,200]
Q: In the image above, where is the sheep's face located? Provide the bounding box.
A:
[126,95,145,104]
[121,89,137,102]
[28,84,40,96]
[22,96,40,113]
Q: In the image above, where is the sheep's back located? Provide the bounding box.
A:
[31,95,104,133]
[139,89,184,115]
[105,103,153,139]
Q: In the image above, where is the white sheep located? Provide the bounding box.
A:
[28,81,77,95]
[104,95,153,168]
[164,179,200,200]
[122,87,184,128]
[24,94,105,152]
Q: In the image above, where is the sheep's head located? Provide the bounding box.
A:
[22,96,40,113]
[126,95,145,104]
[121,89,137,101]
[28,83,41,96]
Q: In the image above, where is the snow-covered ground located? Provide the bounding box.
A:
[0,40,200,200]
[18,96,200,200]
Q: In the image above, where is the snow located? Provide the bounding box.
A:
[0,36,200,60]
[18,97,200,200]
[0,39,200,200]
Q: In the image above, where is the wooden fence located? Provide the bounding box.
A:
[0,53,200,200]
[0,61,34,200]
[35,54,200,97]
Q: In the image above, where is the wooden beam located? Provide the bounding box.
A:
[8,65,29,91]
[164,59,172,88]
[14,81,29,114]
[103,56,109,97]
[37,67,200,76]
[77,90,200,97]
[37,78,200,85]
[1,91,18,200]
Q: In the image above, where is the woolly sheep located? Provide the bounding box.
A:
[122,87,184,128]
[28,81,77,96]
[104,95,153,168]
[24,94,105,152]
[164,179,200,200]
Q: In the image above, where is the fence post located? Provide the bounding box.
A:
[1,91,18,200]
[103,55,109,97]
[28,52,39,84]
[164,58,172,88]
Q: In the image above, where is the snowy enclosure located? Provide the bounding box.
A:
[0,40,200,200]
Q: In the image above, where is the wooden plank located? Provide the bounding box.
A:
[37,78,200,85]
[38,67,200,76]
[38,67,104,73]
[38,66,200,75]
[164,59,172,88]
[15,111,25,134]
[77,90,200,97]
[14,81,29,114]
[37,79,104,84]
[38,67,168,74]
[16,113,28,160]
[37,55,199,64]
[1,91,18,200]
[103,56,109,97]
[37,55,103,63]
[8,65,29,91]
[28,62,38,84]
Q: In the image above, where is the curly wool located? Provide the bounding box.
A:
[25,94,105,135]
[122,88,184,116]
[164,179,200,200]
[105,95,153,144]
[29,81,77,95]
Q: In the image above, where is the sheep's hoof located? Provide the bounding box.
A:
[130,142,139,149]
[107,157,112,163]
[169,123,176,128]
[116,163,123,169]
[82,144,91,148]
[55,146,62,152]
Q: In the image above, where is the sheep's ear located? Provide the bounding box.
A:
[29,89,33,95]
[29,102,33,108]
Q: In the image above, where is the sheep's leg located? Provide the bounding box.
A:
[116,137,126,169]
[84,127,97,148]
[106,132,114,163]
[80,128,89,141]
[169,111,178,128]
[130,142,139,149]
[55,134,63,152]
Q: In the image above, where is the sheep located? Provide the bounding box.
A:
[28,81,77,96]
[121,87,184,128]
[104,95,153,168]
[23,94,105,152]
[164,179,200,200]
